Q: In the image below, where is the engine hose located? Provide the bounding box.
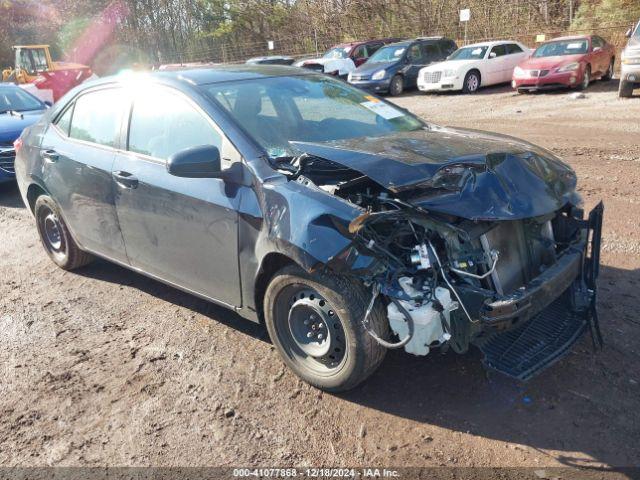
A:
[361,284,414,349]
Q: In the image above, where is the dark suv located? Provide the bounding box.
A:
[15,66,603,392]
[348,37,458,95]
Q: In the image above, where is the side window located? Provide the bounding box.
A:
[407,44,423,63]
[423,44,440,62]
[368,43,383,55]
[69,89,125,147]
[592,37,603,49]
[439,40,456,57]
[128,89,222,161]
[506,43,523,54]
[490,45,507,58]
[352,45,367,59]
[54,103,74,136]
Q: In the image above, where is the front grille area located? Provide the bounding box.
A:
[527,69,550,78]
[0,148,16,174]
[423,71,442,83]
[350,74,370,81]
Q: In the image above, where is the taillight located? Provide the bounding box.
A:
[13,137,23,153]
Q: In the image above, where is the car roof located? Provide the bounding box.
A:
[545,35,591,42]
[462,40,520,48]
[89,65,316,88]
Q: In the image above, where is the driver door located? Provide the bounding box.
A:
[112,86,242,307]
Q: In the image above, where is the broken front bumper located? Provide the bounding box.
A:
[476,202,604,380]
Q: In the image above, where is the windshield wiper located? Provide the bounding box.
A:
[0,110,24,119]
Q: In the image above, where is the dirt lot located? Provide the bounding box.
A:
[0,79,638,471]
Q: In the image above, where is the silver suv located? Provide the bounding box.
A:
[620,21,640,97]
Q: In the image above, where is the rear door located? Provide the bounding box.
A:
[505,43,529,80]
[590,36,608,74]
[39,87,129,262]
[112,85,242,307]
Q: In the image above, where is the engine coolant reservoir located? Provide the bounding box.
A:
[387,287,456,356]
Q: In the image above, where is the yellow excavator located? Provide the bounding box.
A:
[2,45,93,102]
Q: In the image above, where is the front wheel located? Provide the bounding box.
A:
[462,70,480,94]
[263,265,388,392]
[34,195,93,270]
[578,65,591,90]
[388,75,404,96]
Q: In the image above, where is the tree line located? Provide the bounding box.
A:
[1,0,637,74]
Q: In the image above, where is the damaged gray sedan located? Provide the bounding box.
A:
[15,66,603,391]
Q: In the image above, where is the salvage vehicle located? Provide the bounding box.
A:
[294,39,399,78]
[2,45,94,103]
[349,37,458,95]
[15,66,603,391]
[418,40,530,94]
[0,84,48,184]
[619,21,640,98]
[512,35,615,93]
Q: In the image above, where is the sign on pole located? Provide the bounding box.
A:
[459,9,470,45]
[267,40,275,51]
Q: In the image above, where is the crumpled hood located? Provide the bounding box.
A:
[295,57,356,75]
[291,126,577,221]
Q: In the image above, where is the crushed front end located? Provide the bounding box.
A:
[340,198,604,381]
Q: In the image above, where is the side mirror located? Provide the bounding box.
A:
[167,145,222,178]
[626,28,633,38]
[489,52,497,59]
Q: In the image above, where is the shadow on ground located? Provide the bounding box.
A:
[0,182,25,209]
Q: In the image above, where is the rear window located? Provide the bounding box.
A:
[69,89,125,147]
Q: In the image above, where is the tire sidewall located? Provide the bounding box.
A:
[264,266,386,391]
[463,71,480,94]
[389,75,403,96]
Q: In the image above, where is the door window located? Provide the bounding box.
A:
[506,44,524,54]
[128,89,222,161]
[69,89,126,148]
[591,37,603,49]
[54,104,74,136]
[489,45,508,58]
[407,44,424,63]
[440,40,458,57]
[422,44,440,62]
[352,45,368,60]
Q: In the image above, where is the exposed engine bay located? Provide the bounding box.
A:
[273,147,604,380]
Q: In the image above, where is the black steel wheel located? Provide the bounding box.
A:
[618,79,634,98]
[264,264,388,391]
[34,195,93,270]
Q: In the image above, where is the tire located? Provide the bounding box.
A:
[388,75,404,96]
[618,79,634,98]
[578,65,591,91]
[263,264,388,392]
[602,58,614,81]
[34,195,93,270]
[462,70,480,94]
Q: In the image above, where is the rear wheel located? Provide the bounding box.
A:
[618,79,634,98]
[602,58,614,81]
[34,195,93,270]
[263,264,388,391]
[389,75,404,96]
[462,70,480,94]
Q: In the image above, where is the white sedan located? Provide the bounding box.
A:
[418,41,531,93]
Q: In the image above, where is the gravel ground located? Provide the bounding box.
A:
[0,79,638,471]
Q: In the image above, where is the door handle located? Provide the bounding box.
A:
[41,149,59,163]
[112,170,139,189]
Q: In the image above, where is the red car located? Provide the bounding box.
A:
[512,35,615,92]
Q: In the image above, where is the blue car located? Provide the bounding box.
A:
[0,84,48,183]
[347,37,457,96]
